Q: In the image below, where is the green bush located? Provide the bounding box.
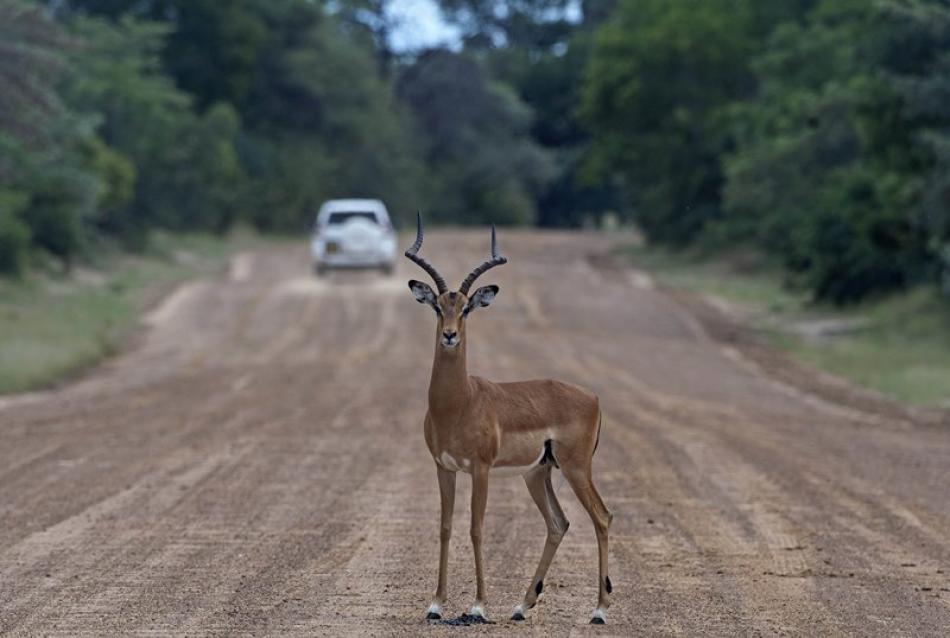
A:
[83,136,136,231]
[25,191,85,268]
[0,208,30,276]
[717,0,950,303]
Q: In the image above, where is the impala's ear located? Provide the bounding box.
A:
[408,280,438,310]
[464,285,499,315]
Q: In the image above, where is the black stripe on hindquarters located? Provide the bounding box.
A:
[593,411,603,454]
[540,439,559,468]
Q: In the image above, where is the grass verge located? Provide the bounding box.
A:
[0,230,270,395]
[622,244,950,407]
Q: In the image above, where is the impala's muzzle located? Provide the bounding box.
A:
[441,329,459,348]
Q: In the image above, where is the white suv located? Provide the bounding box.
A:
[311,199,397,275]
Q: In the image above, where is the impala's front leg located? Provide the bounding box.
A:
[468,463,490,619]
[427,465,456,620]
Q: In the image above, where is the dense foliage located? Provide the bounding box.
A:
[2,0,949,303]
[583,0,950,302]
[0,0,426,274]
[397,49,552,225]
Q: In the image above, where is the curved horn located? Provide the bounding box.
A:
[404,212,448,294]
[458,224,507,295]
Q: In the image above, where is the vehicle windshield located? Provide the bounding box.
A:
[326,211,377,225]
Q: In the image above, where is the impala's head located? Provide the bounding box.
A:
[405,213,506,350]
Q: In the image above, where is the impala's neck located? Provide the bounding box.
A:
[428,337,472,419]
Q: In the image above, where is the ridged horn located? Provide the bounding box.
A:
[404,212,448,294]
[458,224,507,295]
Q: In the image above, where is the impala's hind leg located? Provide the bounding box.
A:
[562,465,612,624]
[512,465,570,621]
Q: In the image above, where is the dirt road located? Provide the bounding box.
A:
[1,231,948,636]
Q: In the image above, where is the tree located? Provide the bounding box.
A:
[238,9,424,230]
[0,0,72,146]
[488,30,622,227]
[431,0,622,228]
[722,0,946,302]
[0,0,98,272]
[876,0,950,294]
[65,15,246,242]
[56,0,269,108]
[0,0,68,274]
[333,0,399,76]
[436,0,575,50]
[398,49,553,225]
[581,0,760,243]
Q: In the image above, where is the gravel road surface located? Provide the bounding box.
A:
[1,231,948,636]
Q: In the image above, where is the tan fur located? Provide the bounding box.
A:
[412,274,612,623]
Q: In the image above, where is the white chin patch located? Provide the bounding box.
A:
[441,339,459,348]
[468,603,487,619]
[426,602,443,616]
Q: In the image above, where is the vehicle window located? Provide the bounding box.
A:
[327,212,377,225]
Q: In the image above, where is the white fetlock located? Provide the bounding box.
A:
[511,604,526,620]
[425,601,443,619]
[468,603,487,619]
[590,607,607,624]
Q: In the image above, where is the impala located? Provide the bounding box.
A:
[405,215,613,625]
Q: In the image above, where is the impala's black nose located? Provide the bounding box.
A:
[442,330,458,341]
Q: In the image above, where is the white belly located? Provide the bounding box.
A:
[490,445,547,477]
[489,463,537,477]
[437,445,547,476]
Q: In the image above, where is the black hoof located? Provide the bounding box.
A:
[426,612,442,620]
[590,616,606,625]
[511,612,525,621]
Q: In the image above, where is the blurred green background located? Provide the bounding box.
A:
[4,0,950,302]
[1,0,949,402]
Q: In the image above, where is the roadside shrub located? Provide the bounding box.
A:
[23,168,95,270]
[83,136,136,233]
[0,207,30,276]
